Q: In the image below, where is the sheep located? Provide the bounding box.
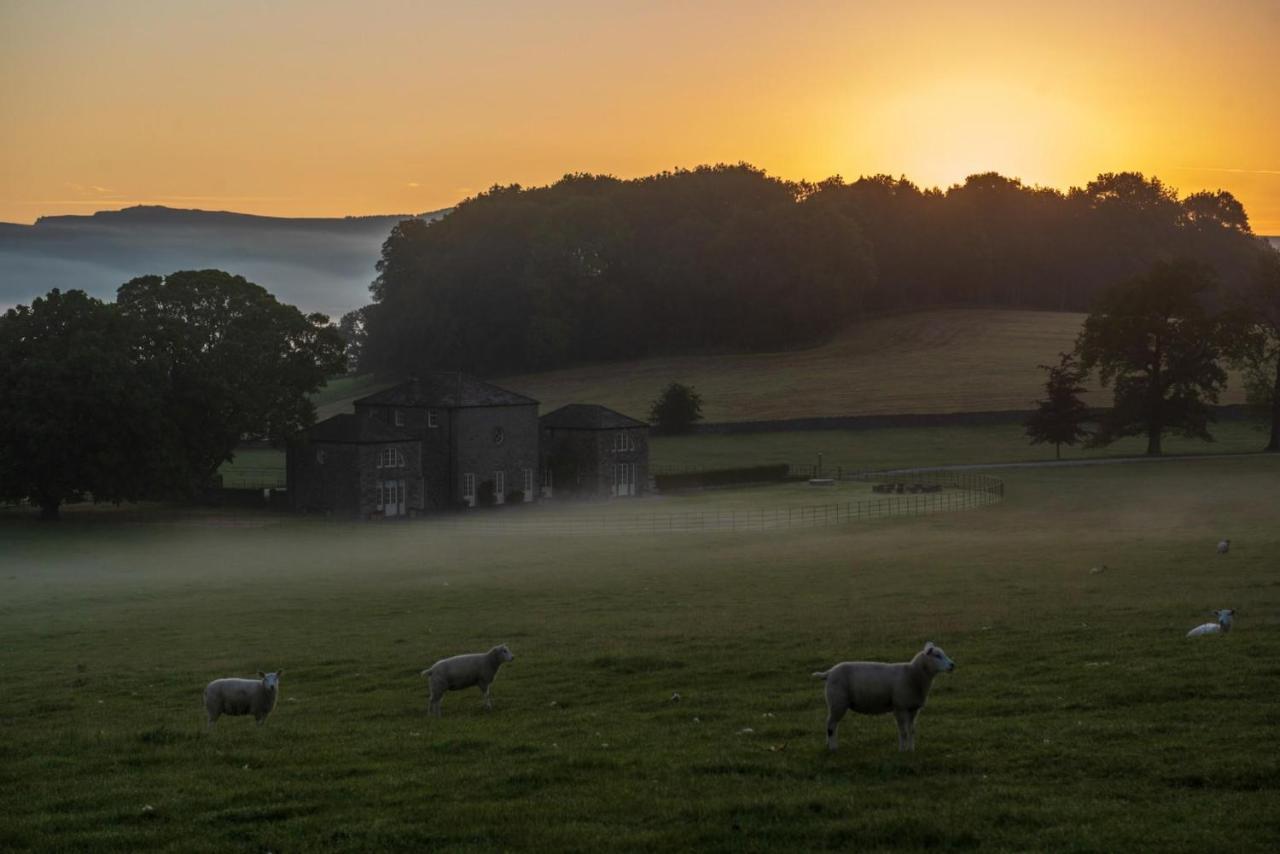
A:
[1217,539,1230,555]
[421,644,514,717]
[812,641,955,752]
[203,671,282,728]
[1187,609,1234,638]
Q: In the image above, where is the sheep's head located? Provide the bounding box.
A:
[1213,609,1235,629]
[497,645,515,663]
[922,642,956,674]
[257,671,283,689]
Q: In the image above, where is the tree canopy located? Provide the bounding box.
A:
[116,270,347,491]
[0,290,172,518]
[1076,260,1230,455]
[649,383,704,435]
[358,165,1266,376]
[1,272,345,516]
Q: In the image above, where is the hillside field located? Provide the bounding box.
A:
[2,456,1278,851]
[496,309,1247,423]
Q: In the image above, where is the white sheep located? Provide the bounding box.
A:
[1187,609,1234,638]
[421,644,514,717]
[812,641,956,752]
[1217,539,1230,555]
[204,671,283,728]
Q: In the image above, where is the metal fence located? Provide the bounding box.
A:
[434,469,1003,536]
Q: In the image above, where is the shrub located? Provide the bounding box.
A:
[654,463,789,491]
[505,489,526,505]
[477,480,497,507]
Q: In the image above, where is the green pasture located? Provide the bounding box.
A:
[2,456,1278,851]
[218,417,1271,483]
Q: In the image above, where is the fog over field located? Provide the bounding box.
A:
[0,206,450,317]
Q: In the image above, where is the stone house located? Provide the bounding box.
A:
[539,404,650,500]
[288,373,540,518]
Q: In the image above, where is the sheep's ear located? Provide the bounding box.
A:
[925,641,935,650]
[276,670,284,677]
[257,671,265,678]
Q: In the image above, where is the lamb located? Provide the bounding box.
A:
[203,671,283,728]
[1217,539,1230,555]
[1187,609,1234,638]
[812,641,955,752]
[421,644,514,717]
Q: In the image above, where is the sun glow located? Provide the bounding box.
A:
[858,78,1118,191]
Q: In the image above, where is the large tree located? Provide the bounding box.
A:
[1025,352,1091,459]
[116,270,346,491]
[1231,252,1280,450]
[0,290,170,518]
[1076,260,1229,455]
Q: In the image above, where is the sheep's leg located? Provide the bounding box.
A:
[824,689,847,751]
[428,692,443,717]
[907,708,921,751]
[894,710,912,752]
[479,680,493,711]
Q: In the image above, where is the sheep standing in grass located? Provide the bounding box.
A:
[421,645,514,717]
[812,642,955,752]
[204,671,283,728]
[1187,609,1234,638]
[1217,539,1231,555]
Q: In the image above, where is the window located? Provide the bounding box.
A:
[315,449,326,464]
[462,473,476,507]
[427,409,439,429]
[612,462,637,497]
[613,431,635,452]
[394,409,405,427]
[523,468,533,501]
[378,447,405,468]
[492,426,505,445]
[541,467,553,498]
[494,470,506,504]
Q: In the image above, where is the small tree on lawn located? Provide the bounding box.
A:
[649,382,704,434]
[1025,352,1091,459]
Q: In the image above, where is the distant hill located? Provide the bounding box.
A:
[0,205,451,316]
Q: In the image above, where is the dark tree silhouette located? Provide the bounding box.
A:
[1229,252,1280,451]
[0,290,169,519]
[1076,260,1230,455]
[116,270,347,491]
[650,383,704,434]
[1025,352,1091,459]
[361,166,1264,378]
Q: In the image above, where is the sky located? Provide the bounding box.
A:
[2,0,1279,232]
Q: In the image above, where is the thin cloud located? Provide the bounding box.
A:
[406,181,421,188]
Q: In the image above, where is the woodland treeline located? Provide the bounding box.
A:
[356,164,1267,376]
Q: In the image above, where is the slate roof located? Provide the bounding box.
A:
[304,413,418,444]
[540,404,648,431]
[354,373,537,408]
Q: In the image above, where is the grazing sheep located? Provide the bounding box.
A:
[421,644,514,717]
[1217,539,1230,555]
[812,642,955,752]
[1187,609,1234,638]
[204,671,283,728]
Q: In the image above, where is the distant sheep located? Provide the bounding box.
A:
[1187,609,1234,638]
[204,671,283,728]
[421,644,514,717]
[1217,539,1230,555]
[812,642,955,752]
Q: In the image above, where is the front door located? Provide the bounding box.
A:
[381,479,406,516]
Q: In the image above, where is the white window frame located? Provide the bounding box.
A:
[494,470,506,505]
[522,468,533,501]
[377,447,405,469]
[541,467,553,498]
[394,409,405,427]
[462,473,476,507]
[427,409,439,429]
[613,430,635,453]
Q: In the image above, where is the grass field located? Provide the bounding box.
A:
[3,456,1278,851]
[495,309,1248,422]
[220,417,1273,484]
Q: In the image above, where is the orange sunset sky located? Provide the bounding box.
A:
[2,0,1278,232]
